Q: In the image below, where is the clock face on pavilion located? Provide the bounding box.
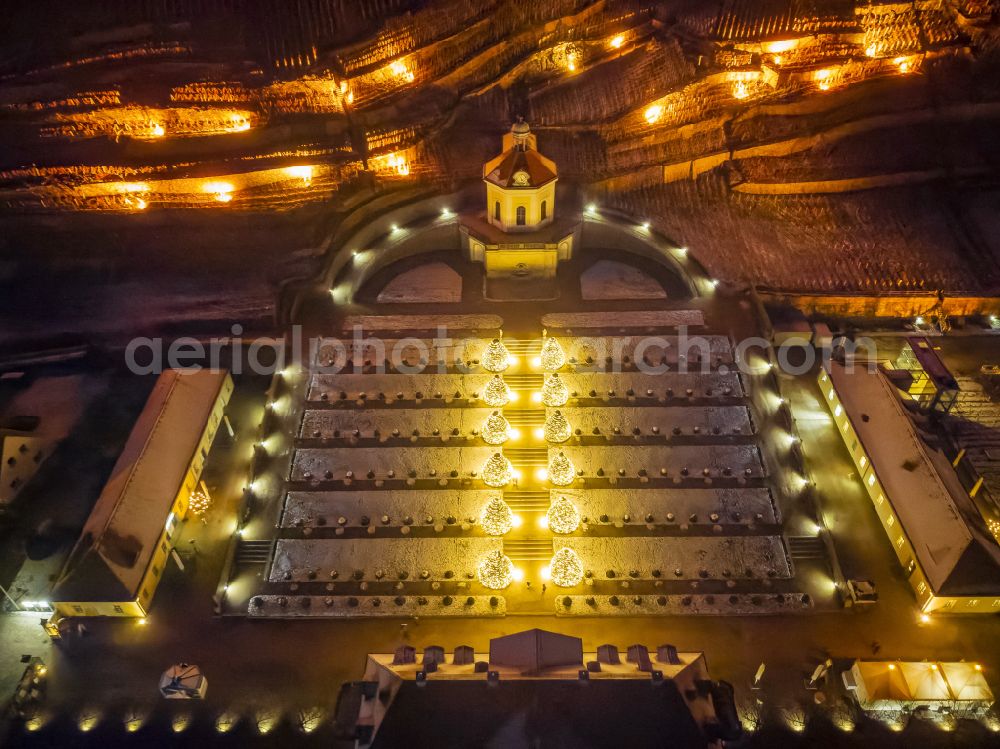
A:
[512,170,530,186]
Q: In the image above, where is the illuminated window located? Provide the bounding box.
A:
[917,581,927,594]
[896,536,904,548]
[867,474,876,486]
[859,456,867,467]
[877,493,885,506]
[541,200,547,220]
[828,390,834,400]
[886,515,894,527]
[834,404,842,417]
[516,206,526,226]
[968,599,979,607]
[991,599,1000,607]
[820,372,827,382]
[494,201,500,221]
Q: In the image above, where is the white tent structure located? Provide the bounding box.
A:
[159,663,208,699]
[940,663,994,704]
[898,662,951,704]
[846,660,992,711]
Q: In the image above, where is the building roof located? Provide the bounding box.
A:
[484,146,557,188]
[0,431,45,504]
[488,628,582,674]
[53,369,229,603]
[368,679,710,749]
[851,660,992,707]
[354,630,728,747]
[828,362,1000,596]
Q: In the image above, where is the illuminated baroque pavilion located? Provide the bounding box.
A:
[461,118,579,297]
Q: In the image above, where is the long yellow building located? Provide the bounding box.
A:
[51,368,232,619]
[819,361,1000,614]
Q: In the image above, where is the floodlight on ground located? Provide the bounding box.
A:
[203,181,234,203]
[25,715,45,732]
[534,427,545,440]
[511,513,523,528]
[919,613,931,624]
[124,712,146,732]
[641,221,650,230]
[284,165,313,186]
[172,713,191,733]
[541,566,551,581]
[586,203,597,214]
[511,567,525,582]
[644,105,664,125]
[77,711,101,732]
[215,712,239,733]
[535,468,548,481]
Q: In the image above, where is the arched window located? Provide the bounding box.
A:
[516,206,526,226]
[494,201,501,221]
[540,200,547,221]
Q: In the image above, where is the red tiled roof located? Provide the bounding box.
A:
[485,147,557,188]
